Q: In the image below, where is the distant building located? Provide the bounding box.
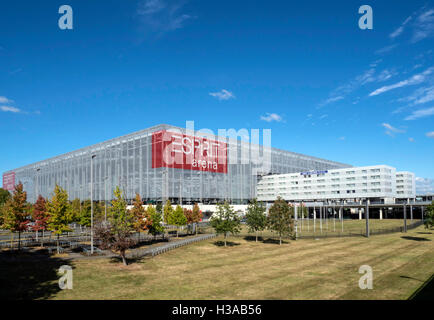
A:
[257,165,415,203]
[395,171,416,199]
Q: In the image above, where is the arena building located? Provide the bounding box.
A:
[2,124,350,204]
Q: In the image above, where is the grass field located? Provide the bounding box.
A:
[1,224,432,300]
[202,219,419,238]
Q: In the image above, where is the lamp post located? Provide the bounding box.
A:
[35,168,40,202]
[365,199,370,238]
[35,168,40,241]
[91,154,96,254]
[103,176,108,221]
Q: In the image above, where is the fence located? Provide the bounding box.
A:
[227,220,425,240]
[128,233,217,259]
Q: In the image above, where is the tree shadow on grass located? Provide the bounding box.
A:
[0,250,72,300]
[243,236,264,242]
[262,238,290,245]
[416,232,432,235]
[401,236,431,242]
[409,274,434,300]
[108,255,145,265]
[213,240,240,247]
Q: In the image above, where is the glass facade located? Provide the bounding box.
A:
[4,124,350,204]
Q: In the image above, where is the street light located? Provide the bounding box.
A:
[103,176,109,221]
[91,154,96,255]
[35,168,40,202]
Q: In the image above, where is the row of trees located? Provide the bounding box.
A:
[0,183,76,252]
[0,183,203,263]
[210,197,296,246]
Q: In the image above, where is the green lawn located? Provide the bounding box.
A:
[1,224,432,300]
[202,219,418,238]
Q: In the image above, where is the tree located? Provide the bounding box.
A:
[2,182,30,251]
[168,205,187,237]
[192,203,203,234]
[46,185,74,253]
[183,209,194,234]
[163,199,173,224]
[424,201,434,229]
[245,198,267,242]
[210,202,241,247]
[131,193,151,239]
[79,200,92,228]
[156,202,163,215]
[32,195,49,244]
[70,198,82,224]
[147,204,165,239]
[183,204,203,235]
[0,188,11,207]
[94,187,136,265]
[267,197,294,245]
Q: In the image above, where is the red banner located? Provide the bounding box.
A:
[152,130,228,173]
[2,172,15,191]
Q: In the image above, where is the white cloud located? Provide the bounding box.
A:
[399,86,434,106]
[338,136,345,141]
[0,96,13,104]
[322,66,399,106]
[375,44,398,55]
[412,9,434,43]
[381,123,405,136]
[137,0,193,33]
[319,96,344,106]
[408,137,415,142]
[369,67,434,96]
[426,131,434,138]
[209,89,235,101]
[1,106,21,113]
[389,16,412,39]
[260,113,283,122]
[405,106,434,120]
[376,69,397,82]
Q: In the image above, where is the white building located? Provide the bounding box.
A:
[257,165,413,203]
[395,171,416,199]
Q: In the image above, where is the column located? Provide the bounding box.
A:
[379,208,383,220]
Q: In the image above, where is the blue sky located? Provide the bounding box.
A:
[1,0,434,181]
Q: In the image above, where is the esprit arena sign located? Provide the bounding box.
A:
[152,130,228,174]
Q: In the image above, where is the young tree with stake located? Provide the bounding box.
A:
[245,198,267,242]
[163,199,173,224]
[2,182,30,251]
[46,185,74,254]
[169,204,187,237]
[424,201,434,230]
[94,187,136,265]
[32,195,49,245]
[131,193,151,241]
[147,204,165,240]
[210,202,241,247]
[267,197,294,245]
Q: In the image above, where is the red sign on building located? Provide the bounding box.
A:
[152,130,228,173]
[2,172,15,191]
